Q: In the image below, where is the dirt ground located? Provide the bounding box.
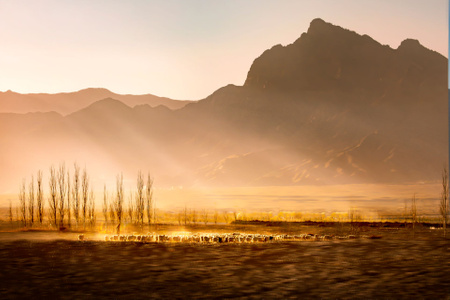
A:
[0,224,449,299]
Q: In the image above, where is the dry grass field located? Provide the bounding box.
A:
[0,223,449,299]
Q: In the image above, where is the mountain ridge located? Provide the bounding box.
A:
[0,18,447,193]
[0,88,193,115]
[243,18,446,99]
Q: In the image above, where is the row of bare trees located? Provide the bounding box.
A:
[19,163,101,230]
[15,164,449,236]
[18,164,155,233]
[103,171,154,234]
[19,171,45,227]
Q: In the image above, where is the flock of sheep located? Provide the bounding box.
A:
[78,232,377,243]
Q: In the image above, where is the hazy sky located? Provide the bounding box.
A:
[0,0,447,100]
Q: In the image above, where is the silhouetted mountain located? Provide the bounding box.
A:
[0,19,447,192]
[0,88,192,115]
[244,18,446,98]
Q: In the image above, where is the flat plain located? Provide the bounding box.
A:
[0,224,449,299]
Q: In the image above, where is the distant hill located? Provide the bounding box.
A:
[0,88,192,115]
[0,18,447,193]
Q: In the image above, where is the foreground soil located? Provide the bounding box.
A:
[0,227,449,299]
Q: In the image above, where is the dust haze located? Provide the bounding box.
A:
[0,18,447,215]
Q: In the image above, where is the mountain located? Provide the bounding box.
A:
[244,19,446,97]
[0,18,447,193]
[0,88,192,115]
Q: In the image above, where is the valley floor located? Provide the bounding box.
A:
[0,225,449,299]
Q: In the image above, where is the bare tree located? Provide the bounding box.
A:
[128,191,135,225]
[213,210,219,224]
[404,199,408,226]
[57,163,66,229]
[191,209,197,224]
[28,175,35,227]
[109,203,116,225]
[201,209,209,225]
[115,173,124,234]
[177,211,183,225]
[348,208,355,224]
[184,205,188,225]
[48,166,58,228]
[233,211,238,222]
[146,173,153,227]
[73,163,80,228]
[67,170,71,228]
[136,171,145,229]
[36,170,44,225]
[440,166,449,237]
[411,193,417,231]
[9,199,13,224]
[222,212,229,224]
[88,188,96,229]
[19,179,26,227]
[103,184,108,230]
[81,167,89,229]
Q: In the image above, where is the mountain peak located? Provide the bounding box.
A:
[244,18,446,94]
[397,38,429,54]
[73,97,131,115]
[399,38,421,48]
[306,18,358,39]
[76,87,114,95]
[91,97,128,107]
[307,18,335,34]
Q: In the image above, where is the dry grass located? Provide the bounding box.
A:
[0,224,448,299]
